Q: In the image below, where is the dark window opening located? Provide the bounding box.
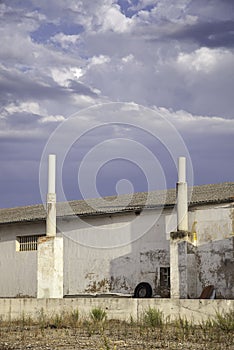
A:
[160,267,170,288]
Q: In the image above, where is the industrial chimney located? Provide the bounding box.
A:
[37,154,63,298]
[177,156,188,232]
[46,154,56,236]
[170,156,189,299]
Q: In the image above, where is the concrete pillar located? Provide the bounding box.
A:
[170,157,190,299]
[177,157,188,232]
[37,236,63,298]
[46,154,56,237]
[170,235,188,298]
[37,154,63,298]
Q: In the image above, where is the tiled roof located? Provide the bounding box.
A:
[0,182,233,225]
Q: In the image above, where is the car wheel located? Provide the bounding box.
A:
[134,282,152,298]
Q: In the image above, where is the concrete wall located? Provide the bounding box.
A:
[60,210,171,297]
[0,298,233,325]
[60,202,234,299]
[0,221,45,297]
[0,202,233,299]
[37,236,63,298]
[188,203,234,298]
[0,210,171,298]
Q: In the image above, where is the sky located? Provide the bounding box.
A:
[0,0,234,208]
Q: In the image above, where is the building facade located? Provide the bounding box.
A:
[0,182,233,299]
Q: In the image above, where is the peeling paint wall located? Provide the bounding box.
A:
[0,202,233,299]
[37,236,63,298]
[188,204,234,298]
[60,211,170,297]
[170,238,188,299]
[61,203,234,298]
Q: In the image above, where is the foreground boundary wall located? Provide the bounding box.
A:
[0,298,233,324]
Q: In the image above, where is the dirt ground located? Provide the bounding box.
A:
[0,321,234,350]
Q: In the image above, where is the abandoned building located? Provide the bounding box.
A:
[0,156,233,299]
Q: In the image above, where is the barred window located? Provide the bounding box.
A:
[16,235,44,252]
[160,267,170,288]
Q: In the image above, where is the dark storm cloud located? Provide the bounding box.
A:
[0,71,67,102]
[0,67,98,106]
[5,112,41,127]
[0,111,56,141]
[188,0,234,21]
[67,80,98,97]
[0,0,233,208]
[167,20,234,48]
[0,138,46,207]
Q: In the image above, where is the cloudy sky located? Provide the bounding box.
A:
[0,0,233,208]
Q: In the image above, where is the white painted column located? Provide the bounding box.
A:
[177,157,188,232]
[37,236,63,298]
[170,238,188,299]
[46,154,56,237]
[37,154,63,298]
[170,157,189,299]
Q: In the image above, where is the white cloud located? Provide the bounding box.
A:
[100,4,133,33]
[51,67,84,87]
[51,33,80,48]
[132,0,197,25]
[70,94,103,107]
[150,0,194,23]
[39,115,65,123]
[177,47,233,73]
[4,101,44,116]
[161,107,234,132]
[122,54,134,63]
[89,55,111,65]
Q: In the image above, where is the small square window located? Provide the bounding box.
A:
[16,235,44,252]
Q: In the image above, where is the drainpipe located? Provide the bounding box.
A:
[177,157,188,232]
[46,154,56,237]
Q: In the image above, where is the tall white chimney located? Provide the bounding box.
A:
[46,154,56,236]
[38,153,63,298]
[177,156,188,232]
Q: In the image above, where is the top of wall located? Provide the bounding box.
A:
[0,182,233,225]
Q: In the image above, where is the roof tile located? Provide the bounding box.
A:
[0,182,233,225]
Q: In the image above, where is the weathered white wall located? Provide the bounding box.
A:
[0,202,233,298]
[0,210,171,298]
[188,203,234,298]
[37,236,63,298]
[170,239,188,299]
[0,298,233,324]
[60,210,170,297]
[61,203,233,298]
[0,221,45,297]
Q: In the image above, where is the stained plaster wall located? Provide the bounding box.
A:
[59,210,171,297]
[61,203,234,299]
[0,221,45,298]
[0,202,233,299]
[1,298,234,324]
[188,203,234,299]
[37,236,63,298]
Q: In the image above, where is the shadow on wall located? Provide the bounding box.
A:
[109,212,171,298]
